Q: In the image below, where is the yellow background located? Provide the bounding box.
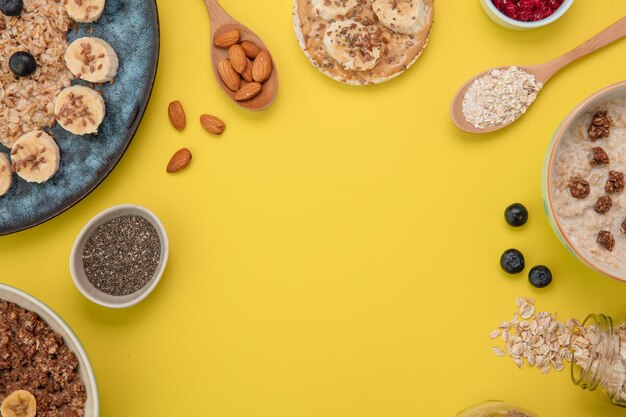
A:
[2,1,626,416]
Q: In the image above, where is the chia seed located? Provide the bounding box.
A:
[82,214,161,296]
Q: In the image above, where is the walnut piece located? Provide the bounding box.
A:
[598,230,615,251]
[590,147,610,166]
[605,170,624,194]
[588,110,611,141]
[569,178,590,199]
[594,195,613,214]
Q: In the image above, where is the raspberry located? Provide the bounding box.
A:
[503,2,520,19]
[492,0,506,10]
[519,10,533,21]
[519,0,535,11]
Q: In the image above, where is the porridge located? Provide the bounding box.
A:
[0,0,73,149]
[293,0,434,85]
[0,300,86,417]
[550,98,626,270]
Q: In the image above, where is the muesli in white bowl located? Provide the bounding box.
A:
[544,82,626,281]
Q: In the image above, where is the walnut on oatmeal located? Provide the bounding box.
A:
[588,110,612,141]
[569,178,590,199]
[594,195,612,214]
[590,147,610,166]
[605,170,624,194]
[598,231,615,251]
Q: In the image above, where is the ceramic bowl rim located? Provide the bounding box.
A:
[482,0,574,29]
[544,80,626,283]
[0,283,99,416]
[69,204,169,308]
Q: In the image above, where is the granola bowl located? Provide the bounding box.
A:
[0,283,99,417]
[543,81,626,282]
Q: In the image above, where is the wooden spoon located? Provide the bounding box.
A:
[451,16,626,134]
[203,0,278,111]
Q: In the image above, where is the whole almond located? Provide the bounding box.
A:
[168,101,186,131]
[234,82,262,101]
[228,44,247,74]
[167,148,192,173]
[240,40,261,59]
[252,50,272,83]
[200,114,226,135]
[214,29,240,48]
[218,59,240,92]
[241,58,253,82]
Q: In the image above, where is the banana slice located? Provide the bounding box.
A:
[372,0,428,34]
[323,20,382,71]
[0,390,37,417]
[311,0,358,21]
[66,0,106,23]
[11,131,60,184]
[54,86,106,135]
[0,153,13,197]
[65,37,119,83]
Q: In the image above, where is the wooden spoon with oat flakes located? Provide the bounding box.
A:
[203,0,278,111]
[451,16,626,134]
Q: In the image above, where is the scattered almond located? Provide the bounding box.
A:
[200,114,226,135]
[218,59,240,92]
[252,50,272,83]
[234,82,262,101]
[240,40,261,59]
[241,58,253,82]
[168,101,186,131]
[167,148,192,173]
[214,29,240,48]
[228,44,247,74]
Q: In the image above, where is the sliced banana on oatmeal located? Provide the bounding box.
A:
[54,85,106,135]
[66,0,106,23]
[11,131,60,184]
[312,0,358,21]
[0,153,13,197]
[0,390,37,417]
[323,20,382,71]
[372,0,428,34]
[65,37,119,83]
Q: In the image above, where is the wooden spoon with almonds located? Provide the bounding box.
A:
[451,16,626,134]
[203,0,278,111]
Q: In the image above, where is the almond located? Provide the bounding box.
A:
[214,29,240,48]
[168,100,186,131]
[228,44,247,74]
[167,148,192,173]
[218,59,240,92]
[200,114,226,135]
[252,50,272,83]
[234,82,262,101]
[241,58,253,82]
[240,40,261,59]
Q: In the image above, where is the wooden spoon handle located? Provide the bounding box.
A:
[534,16,626,83]
[204,0,235,35]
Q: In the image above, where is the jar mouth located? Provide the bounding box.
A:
[571,313,605,390]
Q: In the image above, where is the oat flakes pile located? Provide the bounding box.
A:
[463,66,542,129]
[490,297,593,374]
[0,0,73,148]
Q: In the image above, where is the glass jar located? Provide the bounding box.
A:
[571,313,626,406]
[457,401,540,417]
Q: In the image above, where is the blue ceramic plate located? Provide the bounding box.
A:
[0,0,159,235]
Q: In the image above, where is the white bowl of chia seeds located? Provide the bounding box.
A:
[70,204,169,308]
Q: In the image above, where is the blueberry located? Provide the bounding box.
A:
[0,0,23,16]
[9,51,37,77]
[505,203,528,227]
[529,265,552,288]
[500,249,525,274]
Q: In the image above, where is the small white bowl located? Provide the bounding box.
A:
[479,0,574,31]
[70,204,169,308]
[0,284,99,417]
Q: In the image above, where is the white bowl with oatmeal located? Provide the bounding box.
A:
[0,283,99,417]
[544,81,626,281]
